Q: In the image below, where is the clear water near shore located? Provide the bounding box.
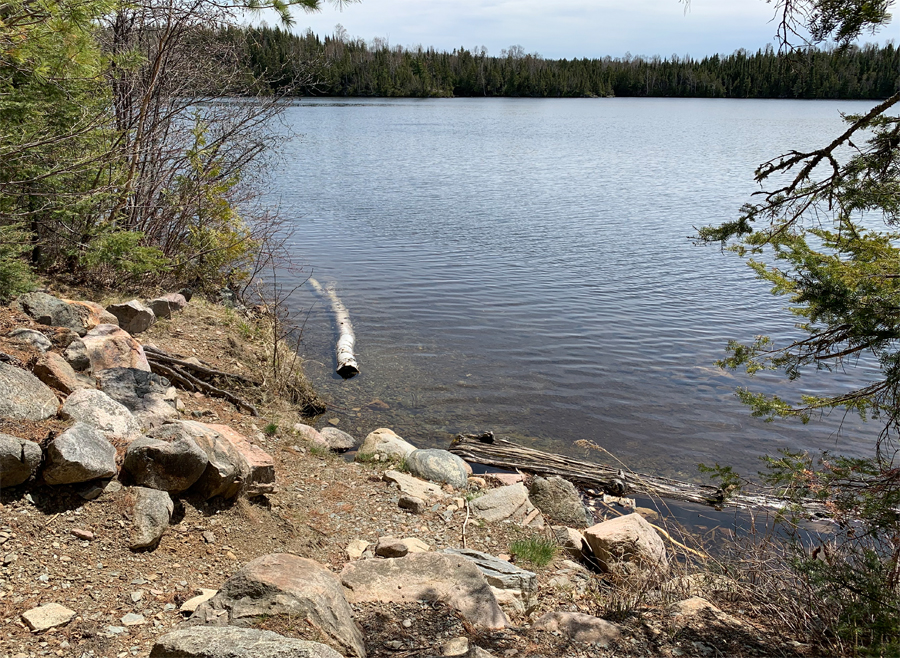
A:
[269,97,880,483]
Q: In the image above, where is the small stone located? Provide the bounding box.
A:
[179,589,217,614]
[402,619,412,628]
[71,529,94,541]
[131,591,143,603]
[21,603,76,631]
[374,537,408,558]
[398,495,427,514]
[121,613,146,626]
[346,539,370,560]
[442,637,469,656]
[202,531,216,544]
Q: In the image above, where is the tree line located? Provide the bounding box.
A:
[236,26,899,99]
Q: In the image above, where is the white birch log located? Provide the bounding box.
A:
[308,278,360,378]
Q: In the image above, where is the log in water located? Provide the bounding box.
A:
[308,278,360,378]
[449,435,826,515]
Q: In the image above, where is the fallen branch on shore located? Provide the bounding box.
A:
[144,345,259,416]
[308,278,359,378]
[449,435,826,515]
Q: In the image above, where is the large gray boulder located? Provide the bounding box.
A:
[340,552,507,630]
[98,367,178,429]
[123,434,208,493]
[150,627,343,658]
[14,292,80,332]
[529,476,593,527]
[583,513,668,573]
[0,433,42,487]
[0,362,59,421]
[318,427,359,453]
[60,388,142,441]
[105,300,156,335]
[43,423,117,485]
[8,328,51,352]
[195,553,365,658]
[405,449,468,489]
[442,548,537,599]
[174,422,245,500]
[130,487,173,550]
[356,428,416,462]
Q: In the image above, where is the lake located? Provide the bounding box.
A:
[269,97,879,483]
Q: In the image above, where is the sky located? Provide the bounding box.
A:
[261,0,895,60]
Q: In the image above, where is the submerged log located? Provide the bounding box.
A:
[308,278,359,378]
[449,435,826,515]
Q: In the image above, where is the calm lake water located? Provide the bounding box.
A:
[270,97,879,483]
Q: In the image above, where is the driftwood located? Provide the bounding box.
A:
[308,278,359,378]
[144,346,259,416]
[449,435,826,515]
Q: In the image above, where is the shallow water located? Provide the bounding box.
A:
[269,97,880,483]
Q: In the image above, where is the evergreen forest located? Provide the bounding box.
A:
[238,26,900,99]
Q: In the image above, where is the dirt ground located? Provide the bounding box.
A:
[0,293,815,658]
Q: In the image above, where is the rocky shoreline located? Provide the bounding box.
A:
[0,290,809,658]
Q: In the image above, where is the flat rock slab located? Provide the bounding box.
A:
[198,553,364,658]
[0,433,42,488]
[8,328,51,351]
[405,449,469,489]
[82,324,150,374]
[21,603,75,632]
[442,548,537,597]
[43,423,118,485]
[150,626,343,658]
[180,589,218,614]
[469,483,529,522]
[356,428,416,462]
[60,388,142,442]
[668,597,750,632]
[340,552,508,630]
[0,362,59,421]
[534,611,622,647]
[383,470,447,501]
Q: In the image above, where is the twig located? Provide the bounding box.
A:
[462,500,470,549]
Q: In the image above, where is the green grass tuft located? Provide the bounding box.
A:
[510,537,557,567]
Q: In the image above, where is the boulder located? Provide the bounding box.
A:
[62,338,90,371]
[123,434,208,493]
[20,603,76,632]
[64,300,119,335]
[340,552,507,630]
[0,433,42,487]
[318,427,359,453]
[105,300,156,334]
[529,476,593,527]
[533,611,622,646]
[356,428,416,462]
[442,548,537,599]
[8,328,51,352]
[32,351,91,394]
[60,389,142,442]
[146,293,187,319]
[668,596,750,632]
[583,513,668,573]
[98,367,178,428]
[197,553,365,658]
[293,423,326,447]
[130,487,173,550]
[551,526,591,562]
[178,422,246,500]
[81,324,151,374]
[0,362,59,420]
[405,449,468,489]
[150,627,343,658]
[383,470,446,500]
[374,537,408,558]
[42,423,117,485]
[204,424,275,497]
[14,292,81,333]
[468,483,530,522]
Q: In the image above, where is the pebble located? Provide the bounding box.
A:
[402,619,412,628]
[120,613,145,626]
[71,529,94,541]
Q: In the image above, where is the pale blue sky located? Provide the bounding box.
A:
[265,0,894,60]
